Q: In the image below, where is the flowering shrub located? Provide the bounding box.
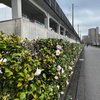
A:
[0,32,83,100]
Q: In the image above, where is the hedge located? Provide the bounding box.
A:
[0,32,82,100]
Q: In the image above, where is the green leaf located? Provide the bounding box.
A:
[33,94,38,99]
[39,94,45,100]
[43,73,46,79]
[17,82,22,87]
[41,84,46,89]
[0,53,2,58]
[0,31,5,35]
[37,80,41,84]
[30,84,36,91]
[19,92,26,100]
[18,72,24,77]
[5,68,13,76]
[16,45,21,49]
[14,98,20,100]
[24,69,27,75]
[12,53,21,58]
[0,44,6,49]
[18,78,24,81]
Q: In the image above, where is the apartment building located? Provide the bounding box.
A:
[88,27,99,45]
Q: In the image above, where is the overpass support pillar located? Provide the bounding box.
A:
[45,15,50,29]
[57,24,60,34]
[11,0,22,19]
[63,29,66,36]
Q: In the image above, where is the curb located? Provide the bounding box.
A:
[60,49,84,100]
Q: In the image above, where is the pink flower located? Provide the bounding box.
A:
[56,50,60,56]
[54,76,58,80]
[57,65,61,71]
[35,68,42,76]
[56,45,62,50]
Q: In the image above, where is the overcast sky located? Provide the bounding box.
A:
[0,1,100,37]
[57,0,100,37]
[0,4,12,21]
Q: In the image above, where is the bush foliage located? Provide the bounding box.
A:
[0,32,82,100]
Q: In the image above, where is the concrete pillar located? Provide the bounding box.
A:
[45,16,50,29]
[57,24,60,34]
[11,0,22,19]
[63,29,66,36]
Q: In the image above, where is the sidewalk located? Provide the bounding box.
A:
[77,46,100,100]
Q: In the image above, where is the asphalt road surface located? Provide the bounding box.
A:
[77,46,100,100]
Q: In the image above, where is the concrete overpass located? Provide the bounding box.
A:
[0,0,80,42]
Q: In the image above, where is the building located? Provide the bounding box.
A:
[98,34,100,44]
[88,27,99,45]
[0,0,80,42]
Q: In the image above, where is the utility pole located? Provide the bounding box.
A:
[72,3,74,28]
[77,24,79,35]
[80,31,81,40]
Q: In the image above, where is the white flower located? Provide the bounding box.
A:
[34,68,42,76]
[66,81,69,85]
[56,45,62,50]
[50,88,53,91]
[74,58,76,61]
[54,76,58,80]
[0,58,7,62]
[3,58,7,62]
[0,68,3,74]
[71,71,73,75]
[60,91,64,94]
[21,39,24,43]
[61,68,64,74]
[29,77,34,81]
[71,61,74,65]
[57,65,62,71]
[57,85,60,89]
[63,75,66,77]
[56,50,61,56]
[69,66,72,70]
[69,74,71,77]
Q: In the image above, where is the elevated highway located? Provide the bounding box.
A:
[0,0,80,42]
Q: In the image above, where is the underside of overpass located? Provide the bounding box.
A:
[0,0,46,24]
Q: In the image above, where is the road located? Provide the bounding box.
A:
[77,46,100,100]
